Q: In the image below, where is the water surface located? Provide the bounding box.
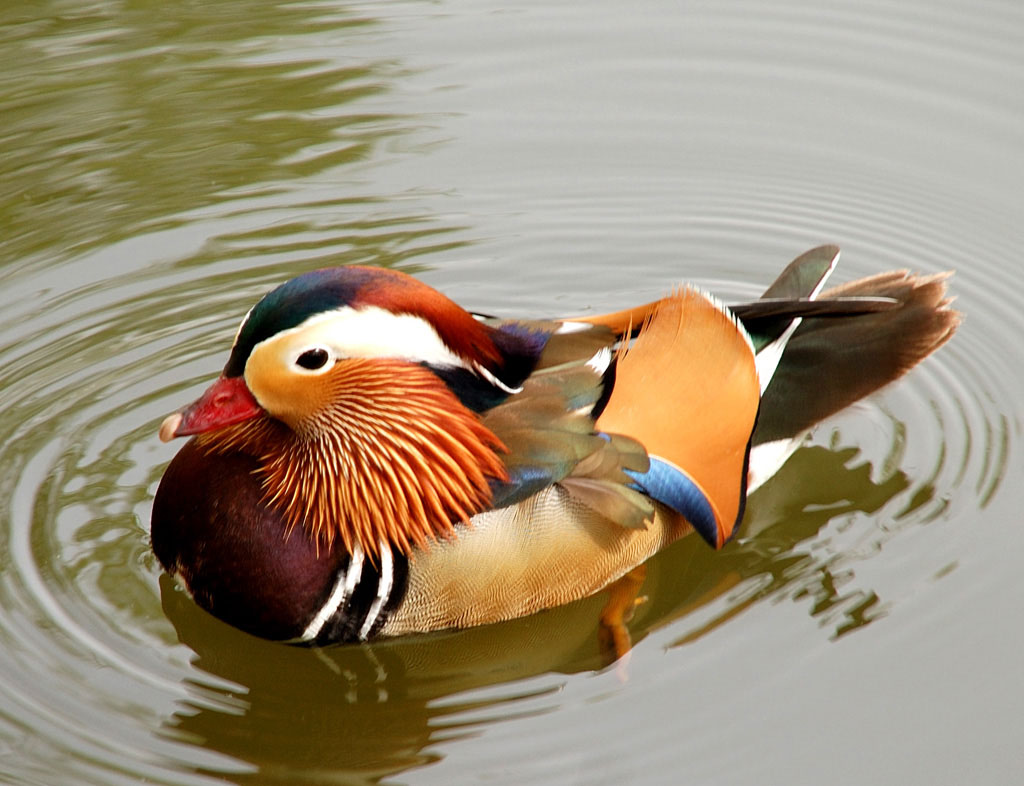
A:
[1,0,1021,783]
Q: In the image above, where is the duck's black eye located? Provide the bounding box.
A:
[296,348,330,370]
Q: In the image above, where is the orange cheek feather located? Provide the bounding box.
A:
[211,355,508,561]
[243,346,335,432]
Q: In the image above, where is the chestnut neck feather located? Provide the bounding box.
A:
[197,360,508,561]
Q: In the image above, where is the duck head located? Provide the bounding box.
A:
[158,266,533,560]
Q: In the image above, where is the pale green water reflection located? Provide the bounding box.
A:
[155,442,929,782]
[0,0,1022,784]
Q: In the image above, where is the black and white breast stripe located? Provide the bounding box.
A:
[297,542,409,645]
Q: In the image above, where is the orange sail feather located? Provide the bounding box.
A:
[591,289,760,545]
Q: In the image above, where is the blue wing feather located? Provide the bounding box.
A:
[626,458,722,547]
[488,466,560,509]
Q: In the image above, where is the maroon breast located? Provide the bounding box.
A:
[151,438,350,641]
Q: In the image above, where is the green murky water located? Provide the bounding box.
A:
[1,1,1021,783]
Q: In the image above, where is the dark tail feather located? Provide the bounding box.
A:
[753,271,960,446]
[734,245,899,350]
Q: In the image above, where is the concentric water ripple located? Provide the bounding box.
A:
[0,209,1011,782]
[0,0,1022,783]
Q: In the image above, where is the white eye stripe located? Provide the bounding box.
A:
[266,306,473,369]
[315,309,464,366]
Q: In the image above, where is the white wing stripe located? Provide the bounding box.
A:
[359,542,393,640]
[298,543,364,642]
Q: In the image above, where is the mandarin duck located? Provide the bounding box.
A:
[151,246,958,645]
